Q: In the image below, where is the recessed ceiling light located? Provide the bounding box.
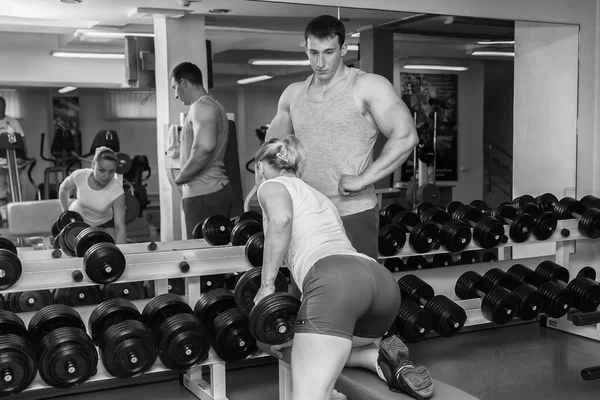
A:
[471,51,515,57]
[61,0,82,3]
[250,59,310,66]
[237,75,273,85]
[209,9,231,13]
[50,51,125,59]
[404,64,469,72]
[58,86,78,94]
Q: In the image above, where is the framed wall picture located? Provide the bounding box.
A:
[400,73,458,181]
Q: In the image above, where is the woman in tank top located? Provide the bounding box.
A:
[58,146,127,244]
[252,136,432,400]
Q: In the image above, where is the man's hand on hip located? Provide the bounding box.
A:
[338,174,366,196]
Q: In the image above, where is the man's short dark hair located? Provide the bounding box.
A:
[304,15,346,47]
[171,62,204,86]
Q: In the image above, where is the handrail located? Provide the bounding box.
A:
[483,138,512,161]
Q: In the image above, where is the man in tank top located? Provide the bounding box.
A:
[266,15,418,259]
[170,62,232,238]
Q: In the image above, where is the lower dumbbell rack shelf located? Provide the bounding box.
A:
[12,298,271,400]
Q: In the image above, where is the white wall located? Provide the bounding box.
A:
[513,22,579,199]
[0,32,125,88]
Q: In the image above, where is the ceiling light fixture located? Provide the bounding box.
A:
[75,29,155,38]
[250,59,310,66]
[347,44,359,51]
[209,9,231,13]
[477,40,515,45]
[237,75,273,85]
[58,86,78,94]
[50,51,125,59]
[404,64,469,72]
[350,32,360,38]
[471,51,515,57]
[61,0,82,3]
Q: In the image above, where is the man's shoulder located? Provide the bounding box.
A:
[190,98,220,121]
[354,70,391,89]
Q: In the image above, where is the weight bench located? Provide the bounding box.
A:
[258,342,479,400]
[6,199,65,248]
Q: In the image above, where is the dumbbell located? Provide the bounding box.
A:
[391,211,440,253]
[53,286,103,307]
[233,211,263,226]
[469,200,491,215]
[233,268,299,345]
[482,251,498,262]
[51,211,83,238]
[192,214,232,246]
[451,203,507,248]
[57,221,91,257]
[101,281,146,301]
[483,268,545,321]
[535,261,600,313]
[230,219,263,247]
[430,253,454,268]
[512,194,537,210]
[383,258,409,273]
[28,304,98,388]
[75,227,126,284]
[397,275,467,337]
[535,193,559,213]
[507,264,572,318]
[405,255,430,271]
[453,251,481,266]
[201,274,226,293]
[0,238,21,290]
[419,207,472,252]
[491,204,535,243]
[515,203,558,240]
[5,290,53,313]
[142,294,211,371]
[380,203,405,225]
[413,201,437,216]
[194,288,257,362]
[88,298,157,378]
[393,300,433,343]
[578,266,597,281]
[553,197,600,239]
[144,279,186,297]
[233,268,289,316]
[245,232,264,267]
[0,310,37,395]
[455,271,520,325]
[378,223,407,257]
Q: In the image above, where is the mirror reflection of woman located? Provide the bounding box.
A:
[59,146,127,244]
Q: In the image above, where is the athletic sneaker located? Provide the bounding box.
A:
[377,336,434,400]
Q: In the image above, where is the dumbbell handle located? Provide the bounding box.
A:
[582,366,600,381]
[571,311,600,326]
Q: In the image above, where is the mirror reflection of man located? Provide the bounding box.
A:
[0,96,26,204]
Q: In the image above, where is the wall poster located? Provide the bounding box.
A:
[400,73,458,181]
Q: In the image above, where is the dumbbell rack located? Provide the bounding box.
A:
[3,239,259,400]
[380,218,597,336]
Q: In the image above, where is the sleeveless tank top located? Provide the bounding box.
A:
[290,68,379,216]
[180,95,229,198]
[257,176,371,289]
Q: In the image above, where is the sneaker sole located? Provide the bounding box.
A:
[380,336,410,363]
[391,364,433,400]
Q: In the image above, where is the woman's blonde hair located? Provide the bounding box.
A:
[92,146,118,167]
[255,135,307,178]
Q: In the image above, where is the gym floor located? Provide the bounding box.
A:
[56,322,600,400]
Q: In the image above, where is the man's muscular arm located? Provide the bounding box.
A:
[339,74,418,194]
[265,83,299,141]
[175,103,218,184]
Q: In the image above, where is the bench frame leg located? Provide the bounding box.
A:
[279,360,292,400]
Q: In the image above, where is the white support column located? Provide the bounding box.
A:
[153,14,208,241]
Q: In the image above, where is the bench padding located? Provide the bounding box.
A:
[7,200,63,237]
[258,342,479,400]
